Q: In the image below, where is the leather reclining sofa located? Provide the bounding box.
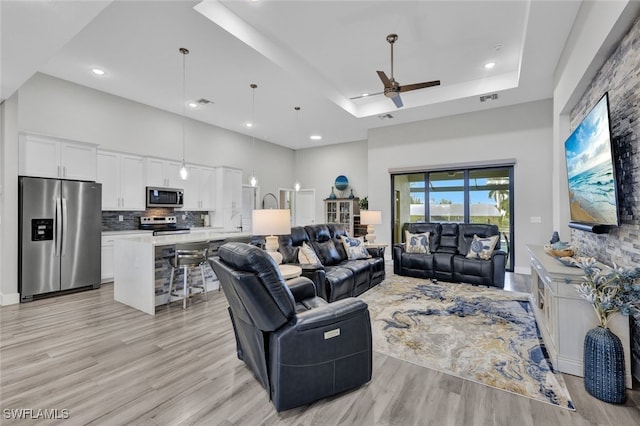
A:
[393,222,507,288]
[277,224,385,302]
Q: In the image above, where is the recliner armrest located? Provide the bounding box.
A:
[294,298,369,331]
[286,276,316,302]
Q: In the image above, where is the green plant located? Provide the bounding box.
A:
[358,196,368,210]
[573,257,640,328]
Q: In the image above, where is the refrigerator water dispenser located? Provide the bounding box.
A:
[31,218,53,241]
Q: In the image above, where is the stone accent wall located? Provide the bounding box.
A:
[569,14,640,382]
[569,14,640,267]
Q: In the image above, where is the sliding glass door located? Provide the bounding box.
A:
[392,166,514,271]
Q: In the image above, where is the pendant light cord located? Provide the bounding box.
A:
[295,106,301,191]
[179,47,189,178]
[250,83,257,185]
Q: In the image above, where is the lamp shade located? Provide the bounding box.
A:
[252,209,291,236]
[360,210,382,225]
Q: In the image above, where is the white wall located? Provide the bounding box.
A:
[368,99,554,272]
[0,93,20,304]
[0,73,295,302]
[297,140,368,224]
[18,73,294,194]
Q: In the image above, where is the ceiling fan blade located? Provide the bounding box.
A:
[392,94,403,108]
[399,80,441,92]
[376,70,393,88]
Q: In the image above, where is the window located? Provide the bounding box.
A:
[392,166,514,271]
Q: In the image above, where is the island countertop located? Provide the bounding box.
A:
[119,230,251,246]
[114,230,251,315]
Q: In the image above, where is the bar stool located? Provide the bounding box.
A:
[166,241,210,309]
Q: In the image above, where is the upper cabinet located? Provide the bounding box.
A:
[19,133,97,181]
[214,167,243,230]
[97,150,146,210]
[180,165,216,211]
[145,158,183,188]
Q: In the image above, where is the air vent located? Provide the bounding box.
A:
[480,94,498,102]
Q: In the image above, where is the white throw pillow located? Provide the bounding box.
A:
[466,234,499,260]
[340,235,370,260]
[405,231,430,254]
[298,242,321,264]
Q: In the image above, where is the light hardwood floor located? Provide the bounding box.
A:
[1,273,639,425]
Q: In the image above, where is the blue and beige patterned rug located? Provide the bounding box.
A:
[361,276,575,410]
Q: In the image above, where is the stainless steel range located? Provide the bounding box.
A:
[139,216,190,235]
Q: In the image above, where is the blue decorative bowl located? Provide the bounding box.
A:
[335,175,349,191]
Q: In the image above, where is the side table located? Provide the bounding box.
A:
[279,264,302,280]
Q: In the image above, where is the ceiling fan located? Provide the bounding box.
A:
[359,34,441,108]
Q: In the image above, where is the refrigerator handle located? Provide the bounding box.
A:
[62,198,68,256]
[55,198,62,257]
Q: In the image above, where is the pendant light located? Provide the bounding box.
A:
[249,83,258,187]
[293,106,301,192]
[179,47,189,180]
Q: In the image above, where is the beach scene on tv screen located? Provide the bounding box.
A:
[565,97,618,225]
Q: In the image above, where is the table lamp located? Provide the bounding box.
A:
[360,210,382,243]
[252,209,291,264]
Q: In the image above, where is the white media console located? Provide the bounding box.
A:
[527,245,632,389]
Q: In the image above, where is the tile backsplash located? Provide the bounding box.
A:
[102,209,210,231]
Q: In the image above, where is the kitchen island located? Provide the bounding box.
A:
[114,230,251,315]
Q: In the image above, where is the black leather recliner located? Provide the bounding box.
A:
[209,242,372,411]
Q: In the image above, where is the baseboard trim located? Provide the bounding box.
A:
[1,292,20,305]
[514,266,531,275]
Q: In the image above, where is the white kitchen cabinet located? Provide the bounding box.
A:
[19,133,97,181]
[97,150,146,210]
[181,165,216,210]
[101,231,153,283]
[214,167,243,230]
[145,158,183,188]
[101,236,116,283]
[527,245,632,389]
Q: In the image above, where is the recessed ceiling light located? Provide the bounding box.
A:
[91,68,105,76]
[484,62,496,70]
[245,122,253,128]
[361,93,369,97]
[188,102,198,108]
[310,135,322,141]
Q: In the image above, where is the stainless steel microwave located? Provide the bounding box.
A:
[146,187,184,208]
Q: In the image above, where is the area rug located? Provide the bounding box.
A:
[360,275,575,411]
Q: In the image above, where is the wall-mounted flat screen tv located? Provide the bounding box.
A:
[564,93,619,229]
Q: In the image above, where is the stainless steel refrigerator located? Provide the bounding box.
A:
[19,177,102,302]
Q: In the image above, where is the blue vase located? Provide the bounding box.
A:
[328,186,337,199]
[584,326,626,403]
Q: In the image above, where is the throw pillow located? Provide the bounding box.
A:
[298,242,321,264]
[466,234,499,260]
[340,236,370,260]
[405,231,430,254]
